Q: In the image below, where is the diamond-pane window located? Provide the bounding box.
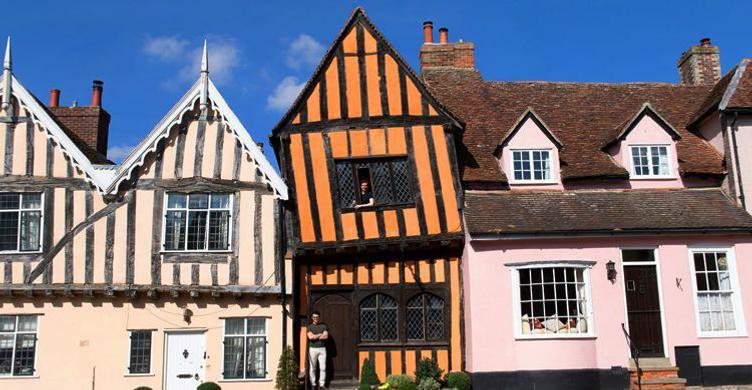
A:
[406,294,445,341]
[164,193,232,252]
[0,315,37,377]
[359,294,398,342]
[335,157,412,208]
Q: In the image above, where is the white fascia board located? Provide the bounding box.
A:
[8,74,109,191]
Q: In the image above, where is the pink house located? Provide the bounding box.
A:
[422,30,752,389]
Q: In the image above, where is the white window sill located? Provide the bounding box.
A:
[629,176,676,180]
[515,334,596,340]
[219,377,271,383]
[509,180,559,185]
[124,373,155,377]
[0,375,40,379]
[697,332,748,339]
[160,250,233,254]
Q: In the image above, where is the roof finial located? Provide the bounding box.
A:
[199,39,209,116]
[2,36,12,113]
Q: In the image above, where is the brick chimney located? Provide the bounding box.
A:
[677,38,721,85]
[48,80,111,157]
[419,24,475,72]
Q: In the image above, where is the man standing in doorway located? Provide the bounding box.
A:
[308,311,328,390]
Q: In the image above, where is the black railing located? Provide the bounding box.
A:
[621,323,642,390]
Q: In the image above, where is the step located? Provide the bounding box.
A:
[631,376,687,390]
[630,357,672,370]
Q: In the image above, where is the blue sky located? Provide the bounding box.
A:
[3,0,751,164]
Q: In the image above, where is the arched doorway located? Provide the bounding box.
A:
[313,293,354,380]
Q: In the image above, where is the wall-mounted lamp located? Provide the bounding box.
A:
[606,261,617,283]
[183,308,193,324]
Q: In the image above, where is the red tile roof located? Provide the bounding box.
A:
[465,188,752,236]
[423,68,726,186]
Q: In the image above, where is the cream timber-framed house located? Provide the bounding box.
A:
[0,39,291,390]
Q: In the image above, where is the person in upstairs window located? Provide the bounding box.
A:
[307,311,328,390]
[355,179,374,208]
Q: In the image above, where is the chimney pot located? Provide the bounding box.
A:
[439,28,448,44]
[423,21,434,44]
[700,38,711,47]
[91,80,103,107]
[49,89,60,108]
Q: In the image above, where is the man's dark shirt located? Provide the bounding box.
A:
[308,323,328,348]
[359,190,373,205]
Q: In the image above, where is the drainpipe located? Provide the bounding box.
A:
[278,200,288,349]
[729,111,746,210]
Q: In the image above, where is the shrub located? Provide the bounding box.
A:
[359,358,380,390]
[197,382,221,390]
[134,387,153,390]
[444,371,471,390]
[398,382,418,390]
[386,374,415,389]
[416,377,440,390]
[414,358,443,383]
[275,345,299,390]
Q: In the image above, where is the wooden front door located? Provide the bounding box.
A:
[624,266,664,357]
[313,293,354,380]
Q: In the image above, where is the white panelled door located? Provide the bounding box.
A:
[164,331,206,390]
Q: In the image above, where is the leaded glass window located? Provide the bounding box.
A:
[335,157,412,208]
[0,193,42,252]
[359,294,398,342]
[0,315,37,377]
[406,294,445,341]
[128,330,152,374]
[223,318,267,380]
[163,193,232,251]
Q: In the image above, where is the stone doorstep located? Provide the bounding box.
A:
[630,357,673,370]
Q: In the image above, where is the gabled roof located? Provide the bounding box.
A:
[689,58,752,127]
[496,107,563,153]
[270,7,462,135]
[605,103,682,148]
[2,72,112,190]
[108,77,288,199]
[423,68,724,185]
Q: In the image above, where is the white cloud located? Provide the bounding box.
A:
[107,144,135,162]
[179,38,240,85]
[144,36,240,87]
[266,76,305,111]
[143,36,189,61]
[286,34,325,70]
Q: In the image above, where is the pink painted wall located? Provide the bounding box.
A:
[499,117,563,190]
[463,234,752,373]
[697,112,724,155]
[608,114,686,189]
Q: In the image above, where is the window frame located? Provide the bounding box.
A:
[405,293,446,342]
[687,247,747,338]
[334,155,415,211]
[161,192,234,253]
[508,149,555,184]
[0,314,39,378]
[220,317,268,382]
[628,144,673,179]
[0,192,44,254]
[359,293,399,343]
[125,330,153,376]
[509,262,596,340]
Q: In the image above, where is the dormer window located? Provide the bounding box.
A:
[511,149,552,182]
[630,145,670,178]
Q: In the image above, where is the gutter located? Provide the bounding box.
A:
[470,227,752,241]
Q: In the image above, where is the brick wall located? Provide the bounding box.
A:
[420,42,475,71]
[49,106,110,156]
[677,40,721,86]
